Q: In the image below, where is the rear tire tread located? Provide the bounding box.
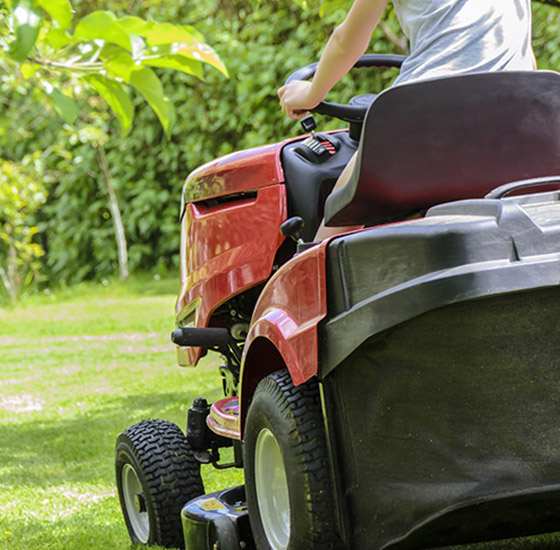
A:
[251,369,340,549]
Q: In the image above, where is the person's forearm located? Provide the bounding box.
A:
[307,25,370,104]
[307,0,389,104]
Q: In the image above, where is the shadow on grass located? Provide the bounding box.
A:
[4,392,560,549]
[0,389,222,489]
[0,382,237,550]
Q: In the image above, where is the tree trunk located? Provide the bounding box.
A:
[0,265,15,305]
[0,225,18,305]
[97,145,129,281]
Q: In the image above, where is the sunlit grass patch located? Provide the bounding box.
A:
[0,276,242,550]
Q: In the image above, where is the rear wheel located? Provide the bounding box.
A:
[115,419,204,548]
[244,369,341,550]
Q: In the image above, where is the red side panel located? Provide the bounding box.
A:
[242,242,329,387]
[176,185,287,365]
[183,143,284,202]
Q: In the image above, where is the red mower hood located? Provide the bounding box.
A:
[183,142,287,203]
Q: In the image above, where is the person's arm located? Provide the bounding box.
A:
[278,0,390,119]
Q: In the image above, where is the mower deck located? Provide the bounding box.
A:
[181,486,254,550]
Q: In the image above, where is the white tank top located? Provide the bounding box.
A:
[392,0,536,86]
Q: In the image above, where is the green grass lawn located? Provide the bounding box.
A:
[0,276,242,550]
[3,277,560,550]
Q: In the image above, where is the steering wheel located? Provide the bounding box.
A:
[285,54,406,123]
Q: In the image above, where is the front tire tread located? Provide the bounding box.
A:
[116,419,204,548]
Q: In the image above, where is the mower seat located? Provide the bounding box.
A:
[324,70,560,227]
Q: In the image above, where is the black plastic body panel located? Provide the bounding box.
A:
[321,286,560,550]
[317,191,560,549]
[320,192,560,376]
[281,131,358,241]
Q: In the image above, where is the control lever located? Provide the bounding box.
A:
[280,216,305,245]
[300,115,317,134]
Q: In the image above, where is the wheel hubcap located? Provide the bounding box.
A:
[254,428,290,550]
[135,493,146,514]
[122,463,149,543]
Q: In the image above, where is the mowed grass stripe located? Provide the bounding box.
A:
[0,278,242,550]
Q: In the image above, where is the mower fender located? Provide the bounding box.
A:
[239,242,329,428]
[176,184,288,366]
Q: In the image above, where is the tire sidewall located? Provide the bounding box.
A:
[115,435,159,546]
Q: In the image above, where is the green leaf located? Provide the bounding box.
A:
[104,52,136,82]
[35,0,72,30]
[19,62,35,79]
[6,2,42,62]
[44,26,72,48]
[42,83,78,124]
[182,25,205,43]
[142,53,204,80]
[104,54,174,135]
[73,11,131,52]
[143,22,198,46]
[141,44,203,78]
[175,43,228,77]
[99,42,126,62]
[117,18,205,47]
[129,67,175,136]
[117,15,151,35]
[116,18,208,52]
[87,75,134,137]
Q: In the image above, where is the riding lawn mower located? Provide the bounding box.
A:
[115,55,560,550]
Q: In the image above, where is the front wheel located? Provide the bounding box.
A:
[244,369,341,550]
[115,419,204,548]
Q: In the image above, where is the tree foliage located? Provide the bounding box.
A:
[0,0,225,135]
[0,0,227,297]
[1,0,559,297]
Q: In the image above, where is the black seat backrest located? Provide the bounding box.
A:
[324,71,560,227]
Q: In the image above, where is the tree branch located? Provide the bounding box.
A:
[31,57,103,72]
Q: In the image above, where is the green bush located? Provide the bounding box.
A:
[1,0,559,287]
[0,159,46,303]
